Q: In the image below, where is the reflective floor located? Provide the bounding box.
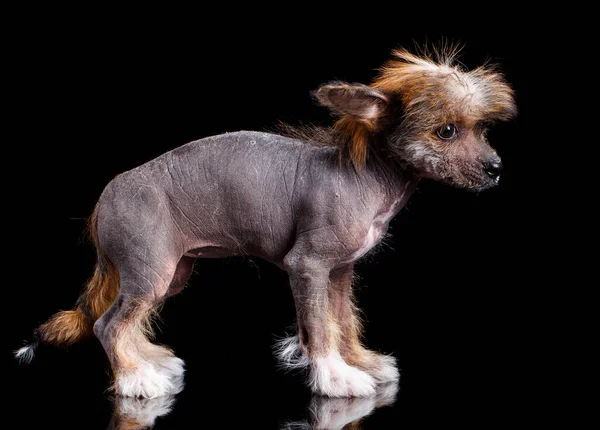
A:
[8,335,525,429]
[107,382,399,430]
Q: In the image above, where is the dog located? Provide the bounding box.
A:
[15,45,516,398]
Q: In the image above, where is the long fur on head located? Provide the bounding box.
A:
[370,44,516,187]
[372,45,516,125]
[280,43,516,181]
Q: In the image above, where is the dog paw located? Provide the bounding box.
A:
[115,362,183,398]
[375,381,400,407]
[368,353,400,384]
[114,394,176,427]
[310,352,377,397]
[154,355,185,379]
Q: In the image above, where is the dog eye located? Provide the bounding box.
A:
[436,123,457,140]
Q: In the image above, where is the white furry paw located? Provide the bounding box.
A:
[375,381,399,407]
[115,362,183,398]
[368,354,400,384]
[115,395,176,427]
[310,352,376,397]
[154,355,185,379]
[143,344,186,379]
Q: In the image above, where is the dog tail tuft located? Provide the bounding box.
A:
[14,204,120,364]
[14,337,39,364]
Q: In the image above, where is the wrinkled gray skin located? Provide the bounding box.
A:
[98,131,415,265]
[94,131,416,339]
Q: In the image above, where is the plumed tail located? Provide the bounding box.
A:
[14,337,39,364]
[14,204,120,364]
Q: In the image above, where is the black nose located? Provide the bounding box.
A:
[483,158,503,179]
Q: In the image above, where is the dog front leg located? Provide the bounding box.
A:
[329,265,399,384]
[284,257,376,397]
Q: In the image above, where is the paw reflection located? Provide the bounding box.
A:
[108,394,177,430]
[283,381,398,430]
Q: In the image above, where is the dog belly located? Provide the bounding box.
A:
[184,246,240,258]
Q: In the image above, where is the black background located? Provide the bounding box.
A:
[5,7,539,429]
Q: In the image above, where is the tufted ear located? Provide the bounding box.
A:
[314,82,389,120]
[314,82,389,170]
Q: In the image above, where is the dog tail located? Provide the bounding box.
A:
[14,205,120,364]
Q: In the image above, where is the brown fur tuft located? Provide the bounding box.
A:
[312,81,390,170]
[272,121,334,147]
[372,47,516,122]
[77,205,120,320]
[274,120,379,171]
[34,204,120,348]
[332,116,379,170]
[36,310,93,346]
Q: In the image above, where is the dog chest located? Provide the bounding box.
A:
[343,205,397,263]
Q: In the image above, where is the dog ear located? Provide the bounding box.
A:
[314,82,389,170]
[314,82,389,120]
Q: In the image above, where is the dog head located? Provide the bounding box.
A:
[315,46,516,191]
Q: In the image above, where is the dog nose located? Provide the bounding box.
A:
[483,158,503,179]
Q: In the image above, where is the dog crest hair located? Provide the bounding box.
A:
[372,46,516,121]
[288,44,516,170]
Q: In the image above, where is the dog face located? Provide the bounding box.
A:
[314,47,516,191]
[373,48,517,191]
[389,106,507,191]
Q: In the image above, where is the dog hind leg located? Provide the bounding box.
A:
[93,257,185,398]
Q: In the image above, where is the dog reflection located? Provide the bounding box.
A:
[283,382,399,430]
[108,380,398,429]
[107,394,176,430]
